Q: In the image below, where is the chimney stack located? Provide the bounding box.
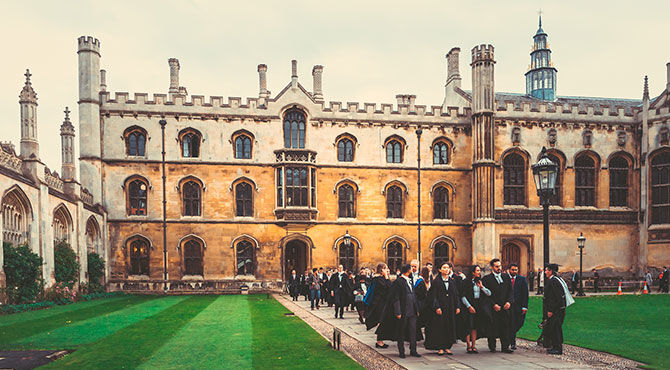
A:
[291,60,298,88]
[168,58,180,97]
[312,65,323,102]
[446,48,462,87]
[257,64,269,105]
[100,69,107,92]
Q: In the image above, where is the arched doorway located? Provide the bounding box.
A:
[284,240,307,280]
[501,238,532,276]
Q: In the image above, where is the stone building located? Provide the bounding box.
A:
[1,18,669,293]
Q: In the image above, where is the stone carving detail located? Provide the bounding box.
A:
[547,128,557,146]
[0,148,23,173]
[511,127,521,145]
[44,168,64,191]
[582,129,593,148]
[274,149,317,163]
[616,130,627,147]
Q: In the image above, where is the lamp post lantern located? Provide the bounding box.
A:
[532,146,558,267]
[577,232,586,296]
[343,230,352,247]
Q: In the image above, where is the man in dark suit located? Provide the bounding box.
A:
[482,258,514,353]
[508,263,528,350]
[390,264,421,358]
[544,263,567,355]
[592,268,600,293]
[329,265,347,319]
[288,269,300,301]
[570,269,579,295]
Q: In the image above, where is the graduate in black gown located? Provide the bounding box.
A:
[414,266,433,331]
[460,265,493,353]
[482,258,514,353]
[365,263,392,348]
[288,269,300,301]
[424,261,461,355]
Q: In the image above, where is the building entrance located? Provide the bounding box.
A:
[284,240,307,280]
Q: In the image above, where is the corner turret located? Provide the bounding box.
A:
[19,69,39,160]
[524,14,557,100]
[60,107,76,180]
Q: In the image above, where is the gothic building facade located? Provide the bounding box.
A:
[1,19,669,293]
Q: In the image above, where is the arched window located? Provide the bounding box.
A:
[85,217,101,254]
[180,129,201,158]
[386,185,403,218]
[129,238,150,276]
[285,167,309,206]
[434,241,449,268]
[433,186,450,219]
[338,242,356,273]
[338,184,355,218]
[386,241,403,274]
[433,142,449,164]
[1,187,32,246]
[386,140,403,163]
[547,153,562,206]
[235,182,253,217]
[127,178,148,216]
[651,151,670,224]
[337,139,354,162]
[53,205,72,245]
[575,154,596,206]
[183,239,204,276]
[125,127,146,156]
[503,152,526,206]
[283,109,306,149]
[234,135,252,159]
[236,240,255,275]
[609,155,629,207]
[182,181,201,216]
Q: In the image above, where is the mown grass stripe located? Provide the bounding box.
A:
[249,295,362,369]
[138,295,252,370]
[12,295,187,350]
[0,297,127,327]
[0,295,156,349]
[44,295,217,369]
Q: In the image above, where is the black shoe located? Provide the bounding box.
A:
[510,345,517,350]
[489,348,496,353]
[502,348,513,353]
[339,316,344,319]
[410,352,421,357]
[334,315,338,319]
[399,353,406,359]
[375,343,389,349]
[547,349,563,355]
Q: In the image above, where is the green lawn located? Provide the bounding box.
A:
[0,295,360,369]
[517,295,670,369]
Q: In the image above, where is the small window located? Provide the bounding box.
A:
[338,242,356,273]
[127,178,148,216]
[386,185,403,218]
[338,184,355,218]
[183,239,203,276]
[386,241,403,274]
[180,129,201,158]
[236,240,255,275]
[434,241,449,268]
[182,180,201,216]
[386,140,403,163]
[433,186,450,219]
[129,238,150,276]
[503,153,526,206]
[337,139,354,162]
[235,182,253,217]
[125,128,146,156]
[433,142,449,164]
[234,135,252,159]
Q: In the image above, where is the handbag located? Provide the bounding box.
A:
[354,294,364,303]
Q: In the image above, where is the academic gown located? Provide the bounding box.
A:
[288,274,300,297]
[482,273,514,342]
[459,278,493,340]
[364,276,392,330]
[375,277,424,342]
[424,275,461,350]
[414,278,432,328]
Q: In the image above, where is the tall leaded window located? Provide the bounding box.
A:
[276,168,283,207]
[180,129,201,158]
[386,241,403,274]
[286,167,309,206]
[433,142,449,164]
[53,206,71,245]
[1,187,31,246]
[338,139,354,162]
[575,154,596,206]
[338,184,355,218]
[125,128,146,156]
[433,186,449,219]
[386,140,403,163]
[129,238,150,276]
[339,242,356,272]
[651,152,670,224]
[235,182,253,217]
[609,156,629,207]
[182,181,201,216]
[548,153,562,206]
[236,240,255,275]
[386,185,403,218]
[434,241,449,267]
[183,239,203,276]
[128,178,148,216]
[283,109,306,148]
[503,153,526,205]
[234,135,252,159]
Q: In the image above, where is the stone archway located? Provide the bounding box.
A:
[500,236,533,276]
[284,240,308,281]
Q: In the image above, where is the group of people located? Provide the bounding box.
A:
[533,267,600,294]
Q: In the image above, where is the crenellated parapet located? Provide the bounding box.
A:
[77,36,100,55]
[471,44,495,64]
[0,146,22,173]
[44,167,64,192]
[80,188,94,205]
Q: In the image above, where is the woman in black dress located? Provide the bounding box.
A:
[414,266,432,331]
[365,263,392,348]
[424,262,461,355]
[460,265,493,353]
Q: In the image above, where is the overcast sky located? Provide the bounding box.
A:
[1,0,668,171]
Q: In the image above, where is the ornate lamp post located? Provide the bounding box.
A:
[532,147,558,267]
[416,128,423,266]
[577,232,586,296]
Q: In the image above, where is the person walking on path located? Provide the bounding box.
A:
[482,258,514,353]
[508,264,528,350]
[376,264,423,358]
[288,269,300,301]
[536,268,544,295]
[308,268,321,310]
[662,267,669,293]
[592,269,600,293]
[528,269,535,292]
[301,270,310,301]
[365,263,392,349]
[570,269,580,295]
[543,263,573,355]
[424,261,461,356]
[460,265,492,354]
[645,270,653,291]
[330,265,348,319]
